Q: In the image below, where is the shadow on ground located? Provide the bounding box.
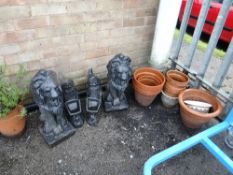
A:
[0,87,232,175]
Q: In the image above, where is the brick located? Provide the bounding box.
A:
[136,8,156,17]
[109,28,134,37]
[55,56,71,73]
[5,51,42,65]
[83,11,123,22]
[134,26,154,35]
[42,48,58,59]
[0,30,36,45]
[68,53,85,63]
[97,20,122,30]
[123,10,136,18]
[50,15,83,26]
[14,16,50,30]
[0,0,47,5]
[96,55,112,65]
[48,0,76,2]
[109,11,124,20]
[97,37,122,48]
[69,23,97,34]
[68,62,84,73]
[145,16,156,25]
[84,31,109,42]
[31,4,67,16]
[0,6,30,21]
[34,26,70,39]
[52,35,84,47]
[0,44,20,56]
[34,27,54,39]
[142,32,154,42]
[27,60,41,71]
[85,48,109,59]
[0,56,4,65]
[96,0,122,10]
[19,39,50,52]
[42,43,81,59]
[67,1,96,13]
[56,45,80,56]
[66,70,85,79]
[40,57,57,68]
[80,42,97,51]
[138,0,158,8]
[0,20,14,33]
[123,18,144,27]
[123,0,139,8]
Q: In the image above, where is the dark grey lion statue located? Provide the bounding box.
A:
[104,53,132,112]
[30,69,75,146]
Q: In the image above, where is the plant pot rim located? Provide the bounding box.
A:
[178,88,222,118]
[133,67,165,88]
[0,105,23,120]
[166,70,189,86]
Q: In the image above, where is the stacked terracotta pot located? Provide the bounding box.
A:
[133,67,165,106]
[161,70,189,108]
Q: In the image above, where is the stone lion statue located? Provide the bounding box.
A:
[104,53,132,112]
[31,69,75,146]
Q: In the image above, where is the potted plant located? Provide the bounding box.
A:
[0,65,28,137]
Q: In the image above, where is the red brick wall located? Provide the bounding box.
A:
[0,0,159,84]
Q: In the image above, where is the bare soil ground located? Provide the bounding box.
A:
[0,88,232,175]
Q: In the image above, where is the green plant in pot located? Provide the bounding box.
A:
[0,65,28,137]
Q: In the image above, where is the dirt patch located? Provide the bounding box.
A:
[0,89,231,175]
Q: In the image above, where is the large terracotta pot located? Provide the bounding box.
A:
[133,67,165,106]
[178,89,222,128]
[0,105,26,137]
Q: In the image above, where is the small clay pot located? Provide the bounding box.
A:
[0,105,26,137]
[166,70,189,87]
[163,81,186,97]
[133,67,165,106]
[178,89,222,128]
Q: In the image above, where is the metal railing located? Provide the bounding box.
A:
[143,108,233,175]
[170,0,233,115]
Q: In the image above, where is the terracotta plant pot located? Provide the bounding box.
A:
[133,67,165,106]
[163,70,189,97]
[166,70,189,87]
[0,105,26,137]
[163,81,186,97]
[178,89,222,128]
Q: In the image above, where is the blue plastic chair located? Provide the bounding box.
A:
[143,108,233,175]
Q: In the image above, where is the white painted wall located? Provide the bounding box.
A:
[150,0,183,71]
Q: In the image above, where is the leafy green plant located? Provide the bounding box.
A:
[0,64,28,118]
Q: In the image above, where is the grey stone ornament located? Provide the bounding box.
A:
[62,80,84,128]
[30,69,75,146]
[86,69,101,126]
[104,53,132,112]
